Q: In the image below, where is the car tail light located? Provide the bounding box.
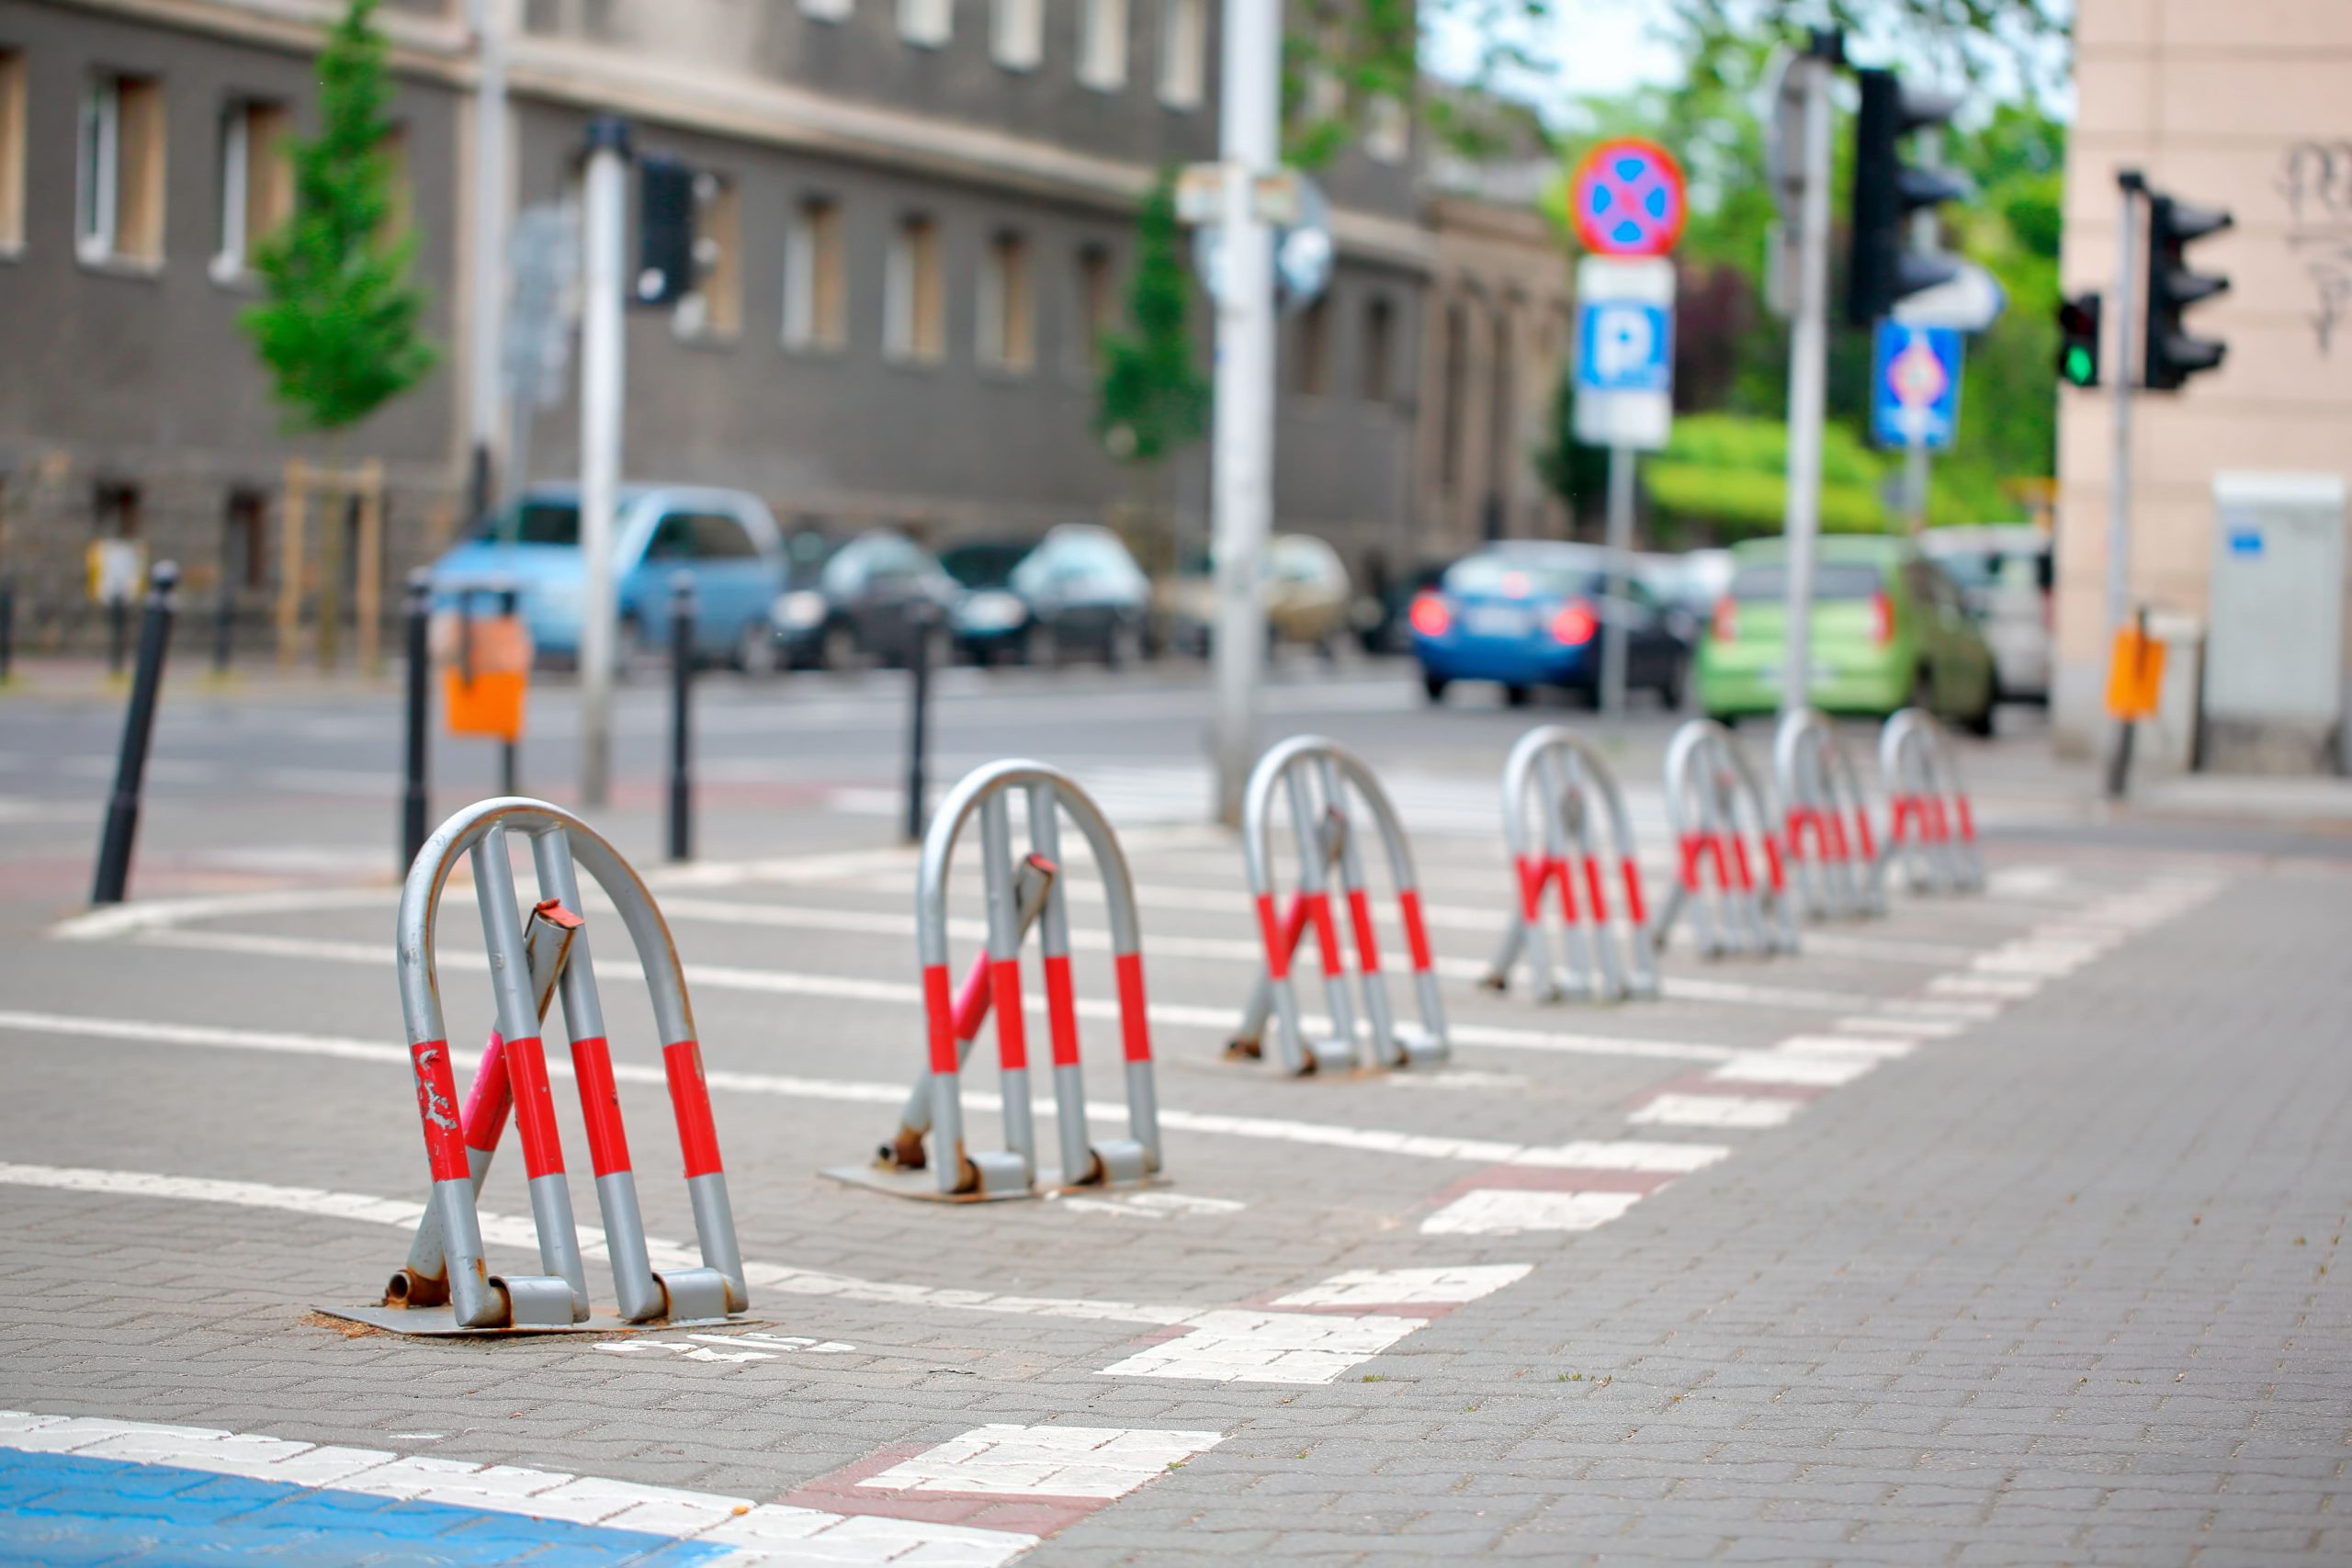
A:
[1408,592,1452,637]
[1710,596,1737,642]
[1871,589,1895,646]
[1550,599,1599,647]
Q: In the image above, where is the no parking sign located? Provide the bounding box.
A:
[1569,138,1684,453]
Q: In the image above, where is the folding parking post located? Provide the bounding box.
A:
[1480,725,1658,1003]
[1228,736,1450,1076]
[1879,708,1985,894]
[343,798,748,1335]
[829,760,1162,1202]
[1772,709,1887,920]
[1649,719,1802,959]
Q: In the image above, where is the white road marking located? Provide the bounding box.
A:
[1419,1189,1643,1236]
[857,1424,1224,1500]
[1098,1310,1424,1385]
[1627,1094,1803,1130]
[1708,1052,1877,1087]
[0,1008,1724,1169]
[1771,1033,1917,1059]
[1836,1015,1965,1039]
[1924,973,2041,998]
[0,1410,1038,1565]
[1272,1266,1531,1308]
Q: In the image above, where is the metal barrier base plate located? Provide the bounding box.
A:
[316,1304,752,1337]
[820,1162,1035,1204]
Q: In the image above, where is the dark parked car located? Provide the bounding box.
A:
[1004,525,1152,667]
[941,536,1040,664]
[1409,542,1689,707]
[769,528,957,670]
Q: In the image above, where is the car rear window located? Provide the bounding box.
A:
[1729,562,1883,601]
[473,501,581,547]
[1443,554,1599,598]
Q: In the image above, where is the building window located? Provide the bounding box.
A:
[991,0,1042,69]
[1295,296,1331,398]
[899,0,951,47]
[213,99,291,282]
[1079,0,1128,91]
[679,172,741,340]
[977,231,1035,373]
[1364,94,1410,164]
[225,489,269,590]
[799,0,853,18]
[78,73,167,266]
[782,196,847,352]
[884,214,944,364]
[1073,243,1116,374]
[1157,0,1204,109]
[1361,297,1394,403]
[0,50,25,253]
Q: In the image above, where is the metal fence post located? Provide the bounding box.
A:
[90,562,178,906]
[401,570,432,871]
[903,600,937,844]
[668,571,695,863]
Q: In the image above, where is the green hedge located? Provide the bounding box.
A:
[1642,414,1889,541]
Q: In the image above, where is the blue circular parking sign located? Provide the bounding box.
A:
[1571,139,1688,258]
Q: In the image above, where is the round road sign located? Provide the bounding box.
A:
[1570,138,1688,258]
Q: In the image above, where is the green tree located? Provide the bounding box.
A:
[242,0,436,435]
[1094,171,1211,574]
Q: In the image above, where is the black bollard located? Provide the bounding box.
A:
[401,570,432,871]
[497,582,521,795]
[107,596,130,676]
[667,572,695,863]
[903,598,938,844]
[0,576,15,684]
[90,562,179,905]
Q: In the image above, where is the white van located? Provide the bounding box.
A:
[1919,525,2052,703]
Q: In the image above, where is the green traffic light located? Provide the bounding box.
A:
[2064,344,2097,387]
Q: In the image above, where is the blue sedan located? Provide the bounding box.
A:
[1409,543,1688,708]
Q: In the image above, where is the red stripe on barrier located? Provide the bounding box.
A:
[1345,886,1382,972]
[1620,858,1647,928]
[1678,835,1704,892]
[1398,889,1434,974]
[1954,795,1976,843]
[1927,795,1951,842]
[949,952,992,1043]
[1853,807,1879,863]
[1550,856,1579,925]
[1042,953,1081,1068]
[460,1032,513,1156]
[990,956,1029,1071]
[1784,807,1813,861]
[1114,951,1152,1064]
[663,1040,724,1179]
[1707,835,1733,889]
[503,1035,567,1181]
[923,963,959,1075]
[1254,892,1290,981]
[1582,856,1609,922]
[1727,836,1755,894]
[1760,834,1788,895]
[1515,855,1544,922]
[1306,891,1344,978]
[410,1039,469,1184]
[569,1036,632,1179]
[1824,809,1852,863]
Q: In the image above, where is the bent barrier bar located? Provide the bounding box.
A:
[1229,736,1449,1075]
[1772,710,1887,921]
[831,759,1162,1201]
[1480,726,1658,1003]
[1880,707,1985,894]
[346,797,747,1335]
[1650,719,1801,958]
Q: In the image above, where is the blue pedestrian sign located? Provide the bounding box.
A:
[1576,299,1674,395]
[1871,321,1963,450]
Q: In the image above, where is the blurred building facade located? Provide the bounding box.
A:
[0,0,1568,655]
[2059,0,2352,771]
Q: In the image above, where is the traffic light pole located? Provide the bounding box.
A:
[2103,171,2144,799]
[465,0,510,524]
[1779,49,1835,718]
[1208,0,1279,827]
[1600,444,1635,725]
[578,118,629,809]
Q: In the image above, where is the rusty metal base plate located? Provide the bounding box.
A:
[316,1304,754,1337]
[820,1162,1172,1204]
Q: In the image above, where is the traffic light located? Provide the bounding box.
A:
[2143,192,2233,390]
[2057,292,2102,389]
[1846,68,1968,327]
[636,156,696,307]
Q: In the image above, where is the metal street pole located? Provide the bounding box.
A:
[1906,431,1930,535]
[1208,0,1280,827]
[577,118,628,809]
[2103,170,2145,798]
[466,0,510,522]
[1779,49,1834,719]
[1600,444,1635,724]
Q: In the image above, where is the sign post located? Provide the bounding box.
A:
[1567,138,1686,728]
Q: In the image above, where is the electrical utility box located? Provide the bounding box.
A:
[2201,472,2347,773]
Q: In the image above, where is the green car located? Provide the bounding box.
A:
[1694,536,1998,732]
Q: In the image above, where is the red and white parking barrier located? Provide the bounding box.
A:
[1880,707,1985,894]
[1480,725,1657,1003]
[362,798,748,1335]
[1229,736,1449,1076]
[831,760,1162,1202]
[1772,709,1887,920]
[1650,719,1801,958]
